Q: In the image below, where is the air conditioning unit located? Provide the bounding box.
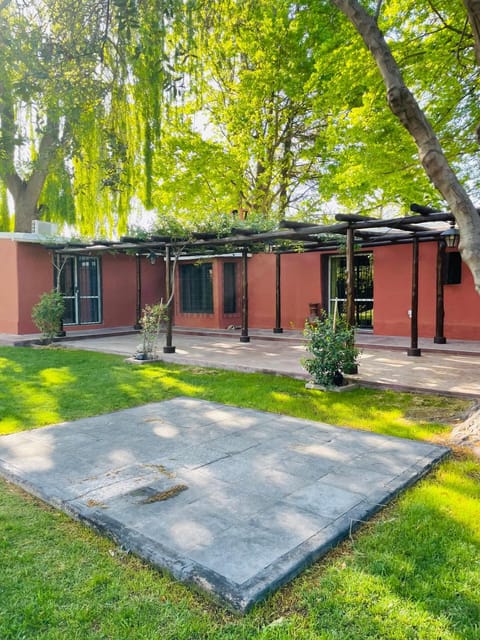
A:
[32,220,58,236]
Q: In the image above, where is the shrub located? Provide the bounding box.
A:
[31,290,65,343]
[302,312,359,387]
[138,302,168,359]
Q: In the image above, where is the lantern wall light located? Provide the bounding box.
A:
[440,221,460,249]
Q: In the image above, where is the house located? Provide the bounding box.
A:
[0,234,163,335]
[1,211,479,342]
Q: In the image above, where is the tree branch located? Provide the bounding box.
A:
[374,0,384,23]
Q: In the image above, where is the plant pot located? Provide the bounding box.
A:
[305,379,359,393]
[343,364,358,375]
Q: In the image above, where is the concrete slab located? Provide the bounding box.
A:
[0,398,449,612]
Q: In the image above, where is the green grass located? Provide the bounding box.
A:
[0,345,479,639]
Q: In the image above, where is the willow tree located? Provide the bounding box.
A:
[328,0,480,291]
[0,1,103,232]
[0,0,183,235]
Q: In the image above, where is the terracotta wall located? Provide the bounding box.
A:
[3,238,480,340]
[17,243,54,334]
[443,253,480,339]
[0,239,21,334]
[101,254,165,329]
[373,242,480,339]
[248,252,322,330]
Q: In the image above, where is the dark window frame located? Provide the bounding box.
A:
[223,262,237,314]
[55,255,102,325]
[443,251,462,285]
[180,262,214,314]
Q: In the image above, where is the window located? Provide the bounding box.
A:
[443,252,462,285]
[223,263,237,314]
[180,262,213,313]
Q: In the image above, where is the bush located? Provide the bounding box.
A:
[302,312,359,387]
[31,290,65,343]
[138,302,168,359]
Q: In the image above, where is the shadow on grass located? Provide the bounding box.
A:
[0,346,469,441]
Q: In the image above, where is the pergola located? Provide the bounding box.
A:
[51,205,458,357]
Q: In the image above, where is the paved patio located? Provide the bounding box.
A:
[0,397,449,611]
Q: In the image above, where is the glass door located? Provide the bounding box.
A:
[329,254,373,328]
[57,256,101,325]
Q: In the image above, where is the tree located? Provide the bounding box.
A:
[0,1,106,232]
[152,0,337,226]
[329,0,480,292]
[0,0,181,235]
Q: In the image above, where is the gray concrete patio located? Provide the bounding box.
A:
[0,397,449,611]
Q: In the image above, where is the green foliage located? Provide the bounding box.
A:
[317,0,480,211]
[176,0,329,222]
[138,302,168,359]
[0,182,11,231]
[302,312,359,387]
[31,291,65,343]
[38,153,76,226]
[3,0,480,236]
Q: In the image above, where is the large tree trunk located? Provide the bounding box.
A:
[0,79,59,232]
[331,0,480,293]
[7,176,45,233]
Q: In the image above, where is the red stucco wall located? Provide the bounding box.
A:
[101,254,164,328]
[443,254,480,339]
[248,252,322,330]
[0,240,166,335]
[373,242,480,339]
[0,239,21,334]
[17,243,54,334]
[2,237,479,340]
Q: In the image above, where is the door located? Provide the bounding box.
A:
[57,256,101,325]
[329,254,373,328]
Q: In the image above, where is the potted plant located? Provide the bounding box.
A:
[31,290,65,344]
[136,302,168,360]
[302,311,359,389]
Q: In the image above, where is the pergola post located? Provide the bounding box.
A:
[434,239,447,344]
[240,246,250,343]
[163,245,176,354]
[134,253,142,330]
[345,225,356,326]
[407,237,421,356]
[273,252,283,333]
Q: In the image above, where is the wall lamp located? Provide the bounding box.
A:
[440,221,460,249]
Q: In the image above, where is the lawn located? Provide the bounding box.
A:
[0,346,479,639]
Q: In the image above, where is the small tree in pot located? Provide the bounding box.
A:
[302,312,359,388]
[136,302,168,360]
[31,290,65,344]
